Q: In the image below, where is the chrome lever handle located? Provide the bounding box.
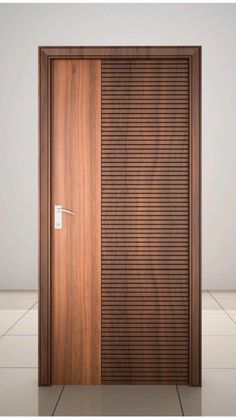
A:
[60,208,76,216]
[54,205,76,229]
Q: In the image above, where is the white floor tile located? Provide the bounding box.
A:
[54,385,182,416]
[0,291,38,310]
[210,291,236,299]
[203,335,236,368]
[216,299,236,311]
[0,336,37,367]
[202,291,212,299]
[0,312,25,335]
[178,369,236,416]
[202,297,222,311]
[7,311,38,335]
[0,368,62,416]
[227,312,236,323]
[203,312,236,335]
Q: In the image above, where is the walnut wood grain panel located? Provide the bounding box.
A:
[50,60,101,384]
[101,58,190,384]
[40,47,200,387]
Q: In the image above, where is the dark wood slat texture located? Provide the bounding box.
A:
[101,59,190,384]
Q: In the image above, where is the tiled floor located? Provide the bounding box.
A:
[0,291,236,416]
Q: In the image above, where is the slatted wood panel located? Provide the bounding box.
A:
[101,59,190,384]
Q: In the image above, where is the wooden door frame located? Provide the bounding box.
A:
[39,46,201,386]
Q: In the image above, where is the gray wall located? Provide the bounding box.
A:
[0,4,236,290]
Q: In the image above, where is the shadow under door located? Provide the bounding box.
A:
[39,46,201,386]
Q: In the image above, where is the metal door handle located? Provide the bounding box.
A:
[54,205,76,229]
[60,208,76,216]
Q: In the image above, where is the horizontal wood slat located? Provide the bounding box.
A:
[101,58,189,384]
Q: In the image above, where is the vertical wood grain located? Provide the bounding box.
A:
[189,48,201,386]
[39,49,51,386]
[50,60,101,384]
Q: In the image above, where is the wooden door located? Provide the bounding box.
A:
[39,47,201,386]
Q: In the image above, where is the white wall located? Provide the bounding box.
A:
[0,3,236,290]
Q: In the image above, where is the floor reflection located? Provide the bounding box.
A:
[44,385,184,416]
[178,369,236,416]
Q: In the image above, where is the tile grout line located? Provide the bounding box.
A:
[52,385,65,416]
[0,301,38,339]
[205,290,222,309]
[176,385,184,416]
[208,291,236,326]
